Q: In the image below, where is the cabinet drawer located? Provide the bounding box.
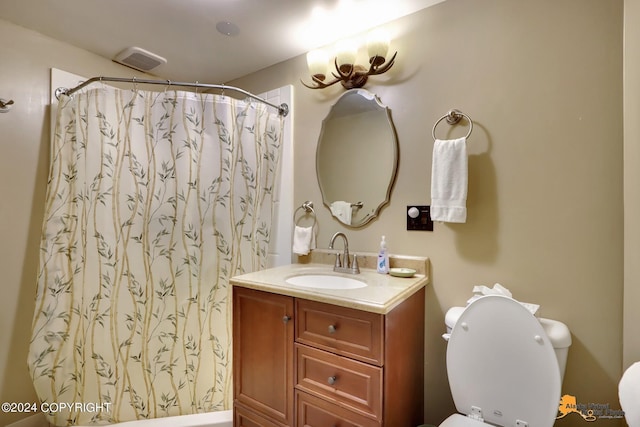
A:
[296,390,380,427]
[295,344,382,420]
[295,299,383,365]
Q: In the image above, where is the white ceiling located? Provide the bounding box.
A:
[0,0,443,83]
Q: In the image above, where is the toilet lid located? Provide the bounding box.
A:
[447,295,561,427]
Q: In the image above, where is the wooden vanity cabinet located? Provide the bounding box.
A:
[233,286,425,427]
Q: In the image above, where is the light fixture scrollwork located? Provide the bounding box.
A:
[302,30,397,90]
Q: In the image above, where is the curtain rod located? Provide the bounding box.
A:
[55,76,289,117]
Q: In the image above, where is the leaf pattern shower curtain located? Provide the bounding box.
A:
[28,87,283,426]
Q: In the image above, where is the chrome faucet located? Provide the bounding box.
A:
[328,232,360,274]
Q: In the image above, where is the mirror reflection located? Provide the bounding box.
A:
[316,89,398,227]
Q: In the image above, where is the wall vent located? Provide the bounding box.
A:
[113,47,167,72]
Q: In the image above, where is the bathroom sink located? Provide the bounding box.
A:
[285,274,367,290]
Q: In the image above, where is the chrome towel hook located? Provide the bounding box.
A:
[0,98,14,113]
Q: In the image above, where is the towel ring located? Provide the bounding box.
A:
[432,109,473,141]
[294,201,317,228]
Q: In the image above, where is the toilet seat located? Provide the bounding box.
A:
[445,295,561,427]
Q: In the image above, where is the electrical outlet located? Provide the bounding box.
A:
[407,205,433,231]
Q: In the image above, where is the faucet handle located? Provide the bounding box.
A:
[351,254,360,274]
[333,252,342,268]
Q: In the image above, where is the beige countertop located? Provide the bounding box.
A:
[230,250,429,314]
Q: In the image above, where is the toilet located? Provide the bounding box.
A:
[441,295,572,427]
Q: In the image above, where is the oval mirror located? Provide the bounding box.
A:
[316,89,398,227]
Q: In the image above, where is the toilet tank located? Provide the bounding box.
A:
[538,317,572,380]
[444,305,572,380]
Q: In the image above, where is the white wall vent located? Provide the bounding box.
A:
[113,47,167,72]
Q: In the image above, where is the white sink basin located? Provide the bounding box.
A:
[285,274,367,290]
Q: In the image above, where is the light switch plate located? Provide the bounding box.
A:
[407,205,433,231]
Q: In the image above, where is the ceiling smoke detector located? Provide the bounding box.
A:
[113,47,167,72]
[216,21,240,37]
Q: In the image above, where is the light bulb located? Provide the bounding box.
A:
[335,39,357,74]
[307,49,328,80]
[367,29,390,66]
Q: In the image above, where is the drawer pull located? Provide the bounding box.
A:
[283,315,291,323]
[327,375,337,385]
[328,324,337,334]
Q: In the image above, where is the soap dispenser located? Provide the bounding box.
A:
[377,236,389,274]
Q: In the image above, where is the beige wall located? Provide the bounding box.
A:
[0,19,147,426]
[233,0,625,424]
[624,0,640,369]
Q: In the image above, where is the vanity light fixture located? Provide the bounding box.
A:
[302,29,397,90]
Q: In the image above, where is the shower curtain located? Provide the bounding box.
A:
[28,86,284,426]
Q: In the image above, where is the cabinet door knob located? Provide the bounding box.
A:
[327,375,337,385]
[282,315,291,323]
[328,324,337,334]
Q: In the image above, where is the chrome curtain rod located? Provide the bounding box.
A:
[55,76,289,117]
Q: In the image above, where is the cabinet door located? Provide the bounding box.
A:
[234,288,294,426]
[235,403,287,427]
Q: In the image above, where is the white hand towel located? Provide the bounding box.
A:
[292,225,316,256]
[430,137,468,223]
[330,201,352,225]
